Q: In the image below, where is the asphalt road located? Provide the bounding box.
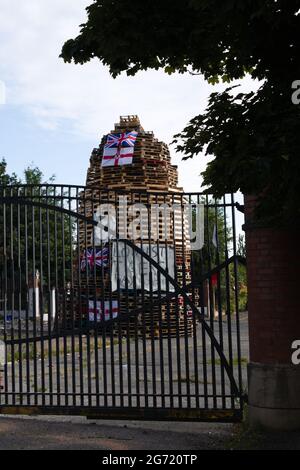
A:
[0,415,235,450]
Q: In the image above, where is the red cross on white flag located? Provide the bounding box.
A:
[101,132,138,167]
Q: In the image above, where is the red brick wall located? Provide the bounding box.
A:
[245,195,300,364]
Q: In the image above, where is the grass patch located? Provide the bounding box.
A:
[227,405,269,450]
[207,356,248,366]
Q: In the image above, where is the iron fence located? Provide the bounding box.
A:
[0,185,246,421]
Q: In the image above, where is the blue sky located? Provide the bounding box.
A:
[0,104,94,185]
[0,0,260,190]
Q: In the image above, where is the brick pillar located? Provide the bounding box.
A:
[245,195,300,430]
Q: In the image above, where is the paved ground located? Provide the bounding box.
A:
[0,415,235,450]
[230,424,300,450]
[1,415,300,450]
[7,313,297,451]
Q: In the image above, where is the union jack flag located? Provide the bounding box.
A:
[101,131,138,167]
[80,247,109,271]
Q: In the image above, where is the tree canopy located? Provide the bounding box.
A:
[0,160,72,297]
[0,158,54,186]
[61,0,300,224]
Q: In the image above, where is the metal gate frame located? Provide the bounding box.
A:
[0,185,247,422]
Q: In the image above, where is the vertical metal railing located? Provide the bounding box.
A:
[0,185,246,421]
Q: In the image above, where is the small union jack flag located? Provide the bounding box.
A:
[101,131,138,167]
[80,247,109,271]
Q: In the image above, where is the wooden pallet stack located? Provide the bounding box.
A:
[86,116,179,191]
[76,116,195,338]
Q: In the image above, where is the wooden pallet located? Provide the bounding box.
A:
[75,116,196,337]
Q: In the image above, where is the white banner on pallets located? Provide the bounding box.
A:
[111,242,175,292]
[0,340,5,366]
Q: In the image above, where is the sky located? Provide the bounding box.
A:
[0,0,260,192]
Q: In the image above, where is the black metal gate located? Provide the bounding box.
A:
[0,185,247,421]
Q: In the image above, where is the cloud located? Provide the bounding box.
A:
[0,79,5,105]
[0,0,260,190]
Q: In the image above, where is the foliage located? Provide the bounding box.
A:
[61,1,300,223]
[235,235,247,310]
[60,0,299,82]
[237,234,246,258]
[191,198,231,278]
[0,160,73,309]
[191,199,247,313]
[0,159,20,185]
[173,83,300,224]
